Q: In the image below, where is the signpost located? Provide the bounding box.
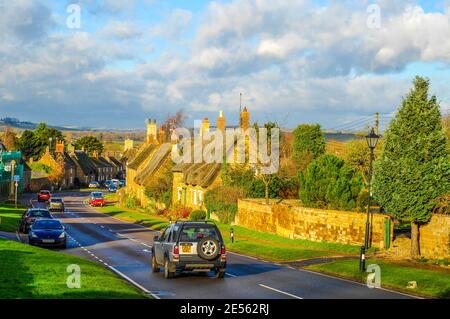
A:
[13,175,20,208]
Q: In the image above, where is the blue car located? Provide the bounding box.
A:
[28,219,67,249]
[108,184,118,193]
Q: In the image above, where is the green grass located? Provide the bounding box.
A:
[95,200,361,262]
[0,203,25,232]
[0,238,147,299]
[306,258,450,298]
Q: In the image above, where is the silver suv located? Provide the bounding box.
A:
[152,221,227,279]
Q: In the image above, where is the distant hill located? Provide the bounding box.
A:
[0,117,89,131]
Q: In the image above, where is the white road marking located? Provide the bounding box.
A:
[143,249,151,253]
[107,265,160,299]
[259,284,303,299]
[225,272,237,277]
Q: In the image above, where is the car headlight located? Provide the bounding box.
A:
[30,232,38,238]
[59,232,66,239]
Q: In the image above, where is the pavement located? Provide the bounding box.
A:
[15,191,418,299]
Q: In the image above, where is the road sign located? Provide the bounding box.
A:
[14,175,20,182]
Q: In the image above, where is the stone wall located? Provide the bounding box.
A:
[236,199,393,249]
[420,214,450,259]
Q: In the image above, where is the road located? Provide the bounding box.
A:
[21,192,416,299]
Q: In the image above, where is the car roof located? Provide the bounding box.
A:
[40,190,50,192]
[174,221,217,227]
[27,208,49,211]
[34,218,59,222]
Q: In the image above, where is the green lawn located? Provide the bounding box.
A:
[95,200,360,262]
[0,203,25,232]
[0,238,147,299]
[306,258,450,299]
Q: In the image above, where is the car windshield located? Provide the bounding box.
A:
[51,198,62,203]
[179,226,220,242]
[28,210,51,218]
[33,220,62,230]
[92,192,103,199]
[40,191,50,195]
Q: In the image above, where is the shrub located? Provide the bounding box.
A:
[299,154,364,211]
[170,206,192,220]
[204,186,243,224]
[125,195,138,209]
[190,210,207,221]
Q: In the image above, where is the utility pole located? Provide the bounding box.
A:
[376,112,379,135]
[9,160,16,200]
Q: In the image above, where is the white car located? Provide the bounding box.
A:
[88,181,100,188]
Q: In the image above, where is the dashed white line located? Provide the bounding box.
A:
[225,272,237,277]
[259,284,303,299]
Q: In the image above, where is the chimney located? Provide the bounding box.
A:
[124,139,134,151]
[55,140,64,153]
[240,106,250,131]
[159,127,165,144]
[217,110,226,132]
[200,117,210,138]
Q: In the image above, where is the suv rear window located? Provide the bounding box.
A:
[40,191,50,195]
[179,226,220,242]
[28,210,51,218]
[51,198,62,203]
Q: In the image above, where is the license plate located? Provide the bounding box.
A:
[181,245,192,253]
[42,239,55,243]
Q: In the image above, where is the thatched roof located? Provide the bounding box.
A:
[172,162,221,188]
[128,143,157,170]
[134,143,172,186]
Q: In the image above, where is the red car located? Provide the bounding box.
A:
[37,190,51,202]
[89,192,106,207]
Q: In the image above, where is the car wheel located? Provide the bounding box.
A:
[164,258,174,279]
[152,254,160,273]
[215,269,225,279]
[197,237,220,261]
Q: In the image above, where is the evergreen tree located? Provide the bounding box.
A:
[73,136,104,155]
[292,124,325,169]
[299,154,364,211]
[372,76,450,258]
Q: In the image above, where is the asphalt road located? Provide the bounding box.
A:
[21,192,416,299]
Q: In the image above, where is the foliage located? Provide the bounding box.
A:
[342,138,383,185]
[372,76,450,224]
[73,136,104,156]
[15,123,64,160]
[292,124,325,171]
[1,126,17,151]
[144,166,173,209]
[125,195,138,209]
[299,154,365,211]
[204,186,243,224]
[30,162,52,174]
[443,113,450,141]
[189,210,207,221]
[47,154,65,188]
[433,194,450,215]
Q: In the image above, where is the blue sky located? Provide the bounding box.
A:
[1,0,449,130]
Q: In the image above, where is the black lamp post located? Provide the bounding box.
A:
[360,127,380,272]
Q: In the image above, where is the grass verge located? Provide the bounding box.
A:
[306,258,450,299]
[95,199,360,262]
[0,203,25,232]
[0,238,147,299]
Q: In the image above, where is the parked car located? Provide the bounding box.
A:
[119,180,126,187]
[19,208,53,233]
[28,219,66,249]
[152,221,227,279]
[88,181,100,188]
[108,184,118,193]
[111,179,120,187]
[103,180,112,188]
[89,192,106,207]
[37,190,51,202]
[49,198,65,212]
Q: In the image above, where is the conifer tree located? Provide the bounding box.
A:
[372,76,450,258]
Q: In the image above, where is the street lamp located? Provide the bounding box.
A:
[49,137,53,151]
[360,127,380,272]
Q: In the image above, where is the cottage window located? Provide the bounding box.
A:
[177,187,182,202]
[193,190,197,205]
[198,191,203,205]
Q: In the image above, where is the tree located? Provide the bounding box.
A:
[1,126,18,151]
[443,113,450,141]
[299,154,365,211]
[292,124,325,170]
[34,123,65,152]
[47,154,65,189]
[73,136,104,155]
[16,130,41,160]
[372,76,450,258]
[161,110,186,141]
[343,138,384,185]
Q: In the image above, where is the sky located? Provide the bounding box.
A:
[1,0,450,131]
